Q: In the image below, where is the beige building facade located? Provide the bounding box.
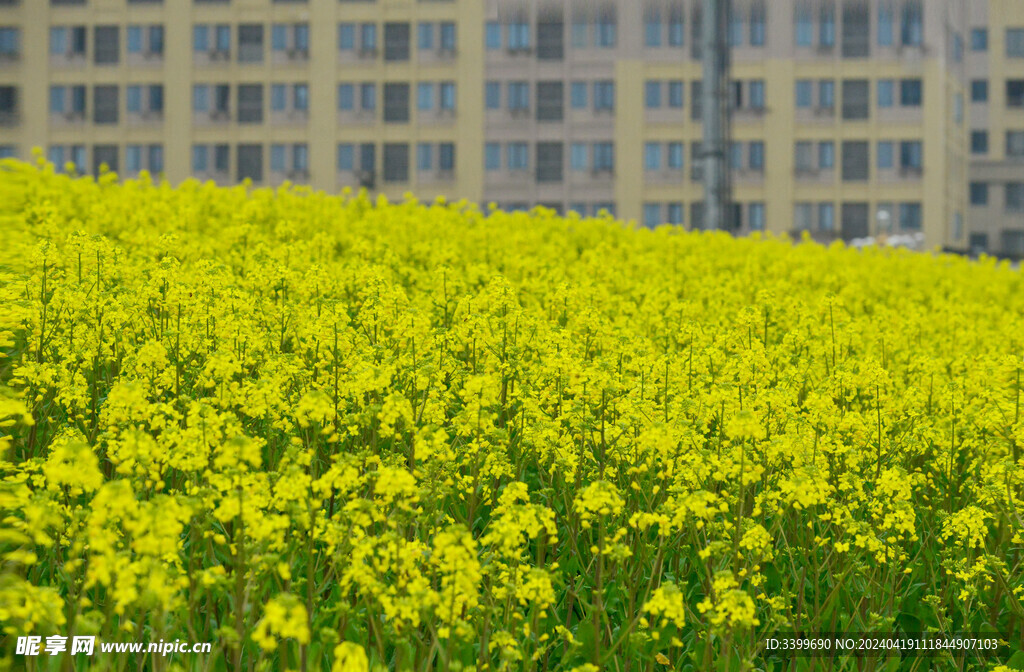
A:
[0,0,1017,256]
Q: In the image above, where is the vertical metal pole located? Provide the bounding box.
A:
[702,0,731,231]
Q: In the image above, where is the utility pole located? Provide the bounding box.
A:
[701,0,732,231]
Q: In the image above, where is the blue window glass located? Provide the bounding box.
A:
[749,80,765,109]
[418,23,434,50]
[644,142,661,170]
[193,145,208,172]
[877,141,894,168]
[749,203,765,230]
[877,80,894,107]
[820,5,835,47]
[819,80,835,108]
[796,80,812,108]
[971,80,988,103]
[970,130,988,154]
[749,141,764,170]
[645,13,661,47]
[667,202,683,224]
[127,26,143,53]
[644,203,661,228]
[272,25,288,51]
[667,142,684,169]
[485,142,501,170]
[571,143,588,170]
[49,86,65,114]
[337,144,354,171]
[193,25,209,52]
[878,7,893,46]
[668,81,684,108]
[485,81,500,109]
[970,28,987,52]
[419,83,435,110]
[440,83,456,110]
[645,81,662,109]
[339,24,355,50]
[338,84,354,110]
[900,79,922,106]
[486,22,501,50]
[571,81,587,108]
[417,143,433,171]
[818,203,834,231]
[126,85,142,113]
[795,8,813,46]
[818,142,834,169]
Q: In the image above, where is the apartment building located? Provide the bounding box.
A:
[0,0,483,204]
[0,0,1015,256]
[965,0,1024,257]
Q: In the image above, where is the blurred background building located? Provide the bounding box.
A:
[0,0,1021,257]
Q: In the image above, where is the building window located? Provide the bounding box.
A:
[877,79,894,107]
[668,7,684,46]
[877,141,894,169]
[729,9,744,46]
[971,130,988,154]
[645,81,662,109]
[644,203,661,228]
[795,141,814,172]
[337,144,354,172]
[508,81,529,112]
[571,16,588,48]
[596,10,616,48]
[383,143,409,182]
[818,141,835,169]
[841,80,869,119]
[971,80,989,103]
[668,81,684,108]
[819,4,835,48]
[645,9,662,47]
[593,142,614,172]
[668,142,684,169]
[899,141,922,171]
[338,84,354,110]
[899,79,922,106]
[507,142,528,170]
[841,1,869,57]
[750,3,766,46]
[819,80,835,109]
[360,83,376,111]
[969,182,988,206]
[238,24,264,62]
[644,142,661,171]
[0,28,19,59]
[795,6,812,47]
[384,22,410,61]
[594,81,615,111]
[570,142,587,171]
[94,25,119,64]
[418,82,435,111]
[485,81,500,109]
[1008,80,1024,108]
[272,23,309,59]
[92,85,118,124]
[1007,183,1024,212]
[901,1,923,46]
[237,144,263,183]
[440,22,456,51]
[485,142,500,171]
[749,81,765,110]
[796,80,813,108]
[485,22,501,50]
[361,24,378,53]
[970,28,987,52]
[841,141,869,181]
[898,202,922,230]
[536,142,564,183]
[536,81,563,121]
[126,84,164,118]
[749,141,764,170]
[1007,29,1024,58]
[237,84,264,123]
[383,83,410,122]
[92,145,119,176]
[127,25,164,57]
[1007,131,1024,158]
[878,6,894,46]
[571,81,587,109]
[666,202,683,225]
[819,203,835,231]
[749,203,765,230]
[508,20,530,50]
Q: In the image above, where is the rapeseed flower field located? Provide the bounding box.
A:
[1,160,1023,671]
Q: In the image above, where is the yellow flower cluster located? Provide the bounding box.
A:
[0,159,1022,669]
